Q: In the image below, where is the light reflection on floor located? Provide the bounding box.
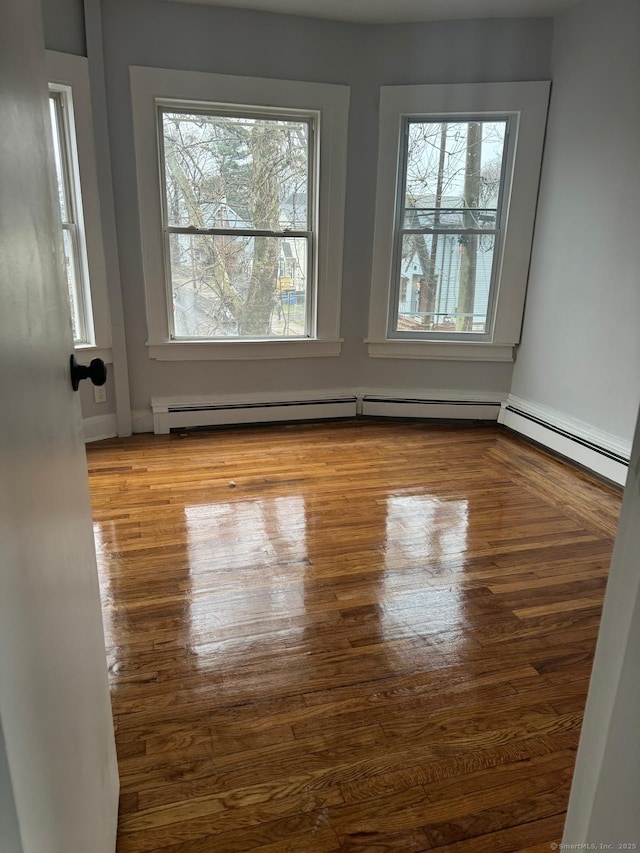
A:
[93,484,477,682]
[383,494,469,652]
[184,496,308,655]
[94,520,116,649]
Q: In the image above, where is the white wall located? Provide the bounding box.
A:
[100,0,552,414]
[40,0,85,56]
[511,0,640,445]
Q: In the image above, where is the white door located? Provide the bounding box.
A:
[0,1,119,851]
[563,406,640,843]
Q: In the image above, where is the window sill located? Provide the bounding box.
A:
[147,339,343,361]
[366,339,514,362]
[74,344,113,364]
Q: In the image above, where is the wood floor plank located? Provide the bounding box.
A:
[339,731,579,805]
[87,421,621,851]
[336,827,430,851]
[421,779,571,848]
[421,813,565,852]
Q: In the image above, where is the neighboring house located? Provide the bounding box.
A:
[398,197,494,330]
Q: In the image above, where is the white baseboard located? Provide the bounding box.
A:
[131,409,154,434]
[499,394,630,486]
[361,389,504,421]
[83,414,118,443]
[135,389,508,435]
[150,391,358,435]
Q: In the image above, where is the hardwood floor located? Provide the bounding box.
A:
[86,421,622,852]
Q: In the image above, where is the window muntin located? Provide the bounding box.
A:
[391,117,510,339]
[159,107,315,341]
[48,89,92,345]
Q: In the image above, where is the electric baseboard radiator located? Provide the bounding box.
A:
[361,395,502,421]
[151,396,358,434]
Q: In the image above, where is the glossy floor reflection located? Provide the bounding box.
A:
[87,421,622,852]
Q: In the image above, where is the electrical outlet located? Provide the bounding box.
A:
[94,384,107,404]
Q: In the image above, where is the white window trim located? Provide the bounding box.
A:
[46,51,112,363]
[130,66,349,361]
[367,80,550,361]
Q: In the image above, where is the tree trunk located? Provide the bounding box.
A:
[238,123,283,336]
[417,124,447,328]
[456,122,481,332]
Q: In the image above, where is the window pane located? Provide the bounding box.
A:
[49,88,92,344]
[162,111,310,231]
[169,233,308,338]
[49,95,69,223]
[62,227,83,341]
[394,232,496,334]
[402,120,507,231]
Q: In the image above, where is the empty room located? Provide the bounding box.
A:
[1,0,639,851]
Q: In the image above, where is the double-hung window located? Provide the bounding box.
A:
[130,67,349,360]
[393,117,510,338]
[159,107,315,340]
[368,81,550,361]
[46,51,111,362]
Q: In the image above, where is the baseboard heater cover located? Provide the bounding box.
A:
[152,396,358,434]
[500,403,629,486]
[361,396,502,421]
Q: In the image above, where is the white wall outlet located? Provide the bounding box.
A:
[94,384,107,404]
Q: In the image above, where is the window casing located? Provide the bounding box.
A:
[130,67,349,361]
[368,81,550,362]
[46,51,112,362]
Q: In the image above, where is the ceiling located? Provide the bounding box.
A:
[168,0,583,24]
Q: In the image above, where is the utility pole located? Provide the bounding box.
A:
[456,122,481,332]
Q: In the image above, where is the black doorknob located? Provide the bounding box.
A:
[70,354,107,392]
